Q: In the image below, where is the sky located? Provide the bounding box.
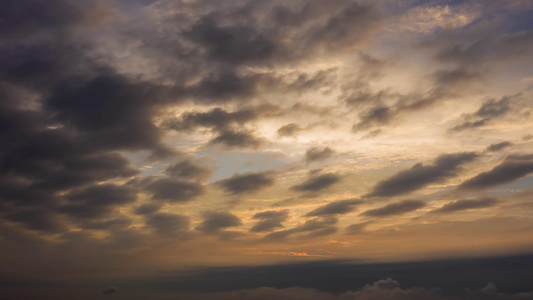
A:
[1,0,533,299]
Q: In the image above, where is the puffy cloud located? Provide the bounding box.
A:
[196,211,242,233]
[146,212,190,236]
[291,173,341,193]
[366,152,478,198]
[251,210,289,232]
[146,178,205,202]
[361,200,426,218]
[217,171,275,195]
[277,123,302,137]
[306,147,335,163]
[166,159,214,182]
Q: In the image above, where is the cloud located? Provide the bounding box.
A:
[102,287,117,295]
[134,203,162,216]
[209,129,265,149]
[196,211,242,233]
[277,123,302,137]
[361,200,426,217]
[59,184,137,220]
[458,155,533,190]
[250,210,289,232]
[166,159,214,182]
[146,178,205,202]
[366,152,478,197]
[486,141,513,152]
[305,147,335,163]
[146,212,190,236]
[262,217,338,241]
[345,221,371,235]
[305,199,363,217]
[216,171,275,195]
[451,96,514,132]
[431,198,499,214]
[291,173,341,193]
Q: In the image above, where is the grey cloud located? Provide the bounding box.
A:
[166,159,214,182]
[217,171,275,195]
[5,208,66,233]
[431,198,499,214]
[146,178,205,202]
[146,212,190,236]
[458,155,533,190]
[366,152,478,198]
[80,217,132,231]
[352,106,395,132]
[361,200,426,217]
[262,216,338,241]
[59,184,137,220]
[251,210,289,232]
[487,141,513,152]
[451,96,513,132]
[305,199,363,217]
[305,147,335,163]
[165,105,279,133]
[196,211,242,233]
[291,173,341,193]
[277,123,302,137]
[345,221,371,235]
[209,129,264,149]
[134,203,162,216]
[435,30,533,67]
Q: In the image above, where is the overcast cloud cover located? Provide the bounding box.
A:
[1,0,533,299]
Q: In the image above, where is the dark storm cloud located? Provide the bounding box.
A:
[305,199,363,217]
[146,178,205,202]
[277,123,302,137]
[366,152,478,197]
[250,210,289,232]
[486,141,513,152]
[146,212,190,236]
[431,198,499,214]
[305,147,335,163]
[290,173,341,192]
[166,159,214,182]
[361,200,426,217]
[451,96,513,132]
[196,211,242,233]
[216,171,275,195]
[458,155,533,190]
